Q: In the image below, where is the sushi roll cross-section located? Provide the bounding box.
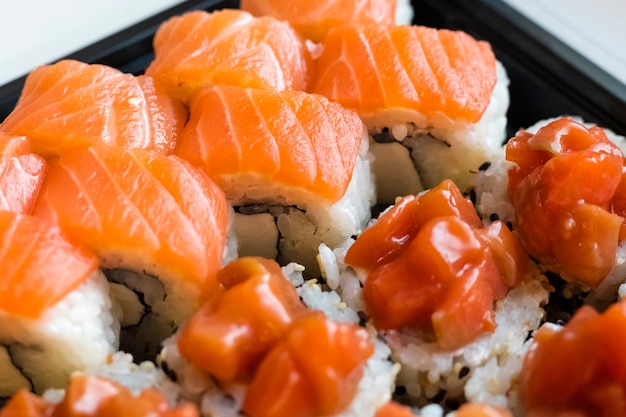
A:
[0,212,120,397]
[31,145,234,362]
[176,84,374,275]
[311,23,509,204]
[317,179,549,408]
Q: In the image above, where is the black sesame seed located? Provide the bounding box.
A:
[469,189,477,205]
[372,130,396,143]
[161,361,178,382]
[478,161,492,171]
[431,389,446,403]
[357,311,368,327]
[489,213,499,222]
[506,221,513,231]
[445,399,461,410]
[458,366,470,379]
[394,385,407,396]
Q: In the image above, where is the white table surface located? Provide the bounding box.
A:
[0,0,625,87]
[0,0,186,86]
[501,0,626,86]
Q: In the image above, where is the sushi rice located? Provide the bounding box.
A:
[0,271,120,396]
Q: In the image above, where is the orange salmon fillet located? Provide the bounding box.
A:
[145,9,312,103]
[0,60,187,158]
[240,0,397,43]
[311,24,497,123]
[0,134,46,214]
[32,146,230,289]
[175,85,365,204]
[0,211,98,319]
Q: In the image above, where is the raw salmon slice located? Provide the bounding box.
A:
[175,84,365,204]
[0,211,98,319]
[0,375,199,417]
[240,0,398,43]
[0,134,46,214]
[145,9,312,103]
[0,60,187,158]
[32,145,230,290]
[311,24,497,123]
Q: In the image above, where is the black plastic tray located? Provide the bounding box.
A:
[1,0,625,138]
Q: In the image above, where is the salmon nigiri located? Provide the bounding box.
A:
[0,60,187,158]
[311,23,509,202]
[0,133,46,214]
[145,9,312,103]
[240,0,409,43]
[0,211,119,395]
[32,145,233,360]
[175,84,372,274]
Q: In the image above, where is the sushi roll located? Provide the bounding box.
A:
[175,84,373,275]
[0,60,187,158]
[31,145,234,361]
[516,301,626,417]
[0,134,46,214]
[311,23,509,204]
[0,374,198,417]
[0,211,119,396]
[240,0,414,43]
[157,257,398,417]
[471,117,626,312]
[317,180,549,409]
[145,9,312,103]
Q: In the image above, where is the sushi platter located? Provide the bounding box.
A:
[1,1,626,417]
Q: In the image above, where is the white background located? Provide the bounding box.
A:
[0,0,186,86]
[502,0,626,86]
[0,0,625,86]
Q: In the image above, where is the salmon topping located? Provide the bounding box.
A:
[240,0,397,43]
[0,134,46,214]
[373,401,417,417]
[0,211,98,319]
[345,180,530,349]
[145,9,312,103]
[243,313,373,417]
[0,60,186,158]
[177,257,308,381]
[0,375,198,417]
[507,117,626,287]
[311,24,497,123]
[32,145,230,289]
[176,84,364,204]
[519,302,626,417]
[177,257,373,417]
[455,403,514,417]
